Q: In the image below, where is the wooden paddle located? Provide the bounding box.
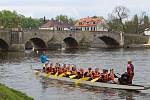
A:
[75,77,90,84]
[69,75,77,79]
[91,77,99,82]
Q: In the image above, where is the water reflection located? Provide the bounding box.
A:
[37,75,150,100]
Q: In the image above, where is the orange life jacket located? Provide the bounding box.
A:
[93,72,100,79]
[103,73,109,82]
[109,72,114,81]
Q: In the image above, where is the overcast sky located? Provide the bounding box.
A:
[0,0,150,19]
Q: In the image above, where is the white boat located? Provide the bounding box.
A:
[34,70,150,91]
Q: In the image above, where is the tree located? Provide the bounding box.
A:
[133,14,139,33]
[0,10,42,29]
[108,6,129,32]
[55,15,75,24]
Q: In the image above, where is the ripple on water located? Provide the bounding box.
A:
[0,49,150,100]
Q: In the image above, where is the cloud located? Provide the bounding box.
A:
[0,0,150,19]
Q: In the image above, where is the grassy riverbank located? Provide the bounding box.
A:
[0,83,33,100]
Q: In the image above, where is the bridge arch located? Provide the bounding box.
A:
[98,36,120,47]
[25,38,47,50]
[63,37,79,49]
[0,39,9,50]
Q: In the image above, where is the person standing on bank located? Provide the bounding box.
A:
[127,60,134,84]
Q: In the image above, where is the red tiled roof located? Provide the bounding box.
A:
[75,17,103,27]
[40,20,73,28]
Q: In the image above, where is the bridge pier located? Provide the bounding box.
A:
[10,44,25,51]
[119,32,124,47]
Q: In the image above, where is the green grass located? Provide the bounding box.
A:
[0,83,34,100]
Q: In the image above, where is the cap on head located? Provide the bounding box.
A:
[128,59,132,63]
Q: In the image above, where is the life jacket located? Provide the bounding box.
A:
[109,72,114,81]
[93,72,100,79]
[71,70,77,75]
[77,71,84,78]
[127,64,134,75]
[52,68,57,75]
[103,73,109,82]
[58,68,64,75]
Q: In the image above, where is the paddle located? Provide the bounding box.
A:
[69,75,77,79]
[91,77,100,82]
[59,73,65,78]
[75,77,90,84]
[53,72,58,78]
[66,72,71,75]
[45,73,51,78]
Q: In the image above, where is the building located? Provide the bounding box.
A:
[74,16,108,31]
[39,19,73,30]
[144,28,150,35]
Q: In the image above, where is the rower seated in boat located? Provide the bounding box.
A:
[65,65,71,77]
[108,69,116,84]
[69,66,78,78]
[91,68,101,82]
[58,68,64,75]
[101,69,109,83]
[70,66,77,74]
[51,63,59,75]
[84,67,93,80]
[76,68,84,79]
[118,72,128,85]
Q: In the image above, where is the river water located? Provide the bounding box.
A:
[0,48,150,100]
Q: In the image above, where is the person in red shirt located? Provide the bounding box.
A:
[127,60,134,84]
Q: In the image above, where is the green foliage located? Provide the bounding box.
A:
[20,16,41,29]
[0,10,42,29]
[55,14,75,24]
[108,6,150,34]
[0,83,33,100]
[107,20,122,32]
[124,14,150,34]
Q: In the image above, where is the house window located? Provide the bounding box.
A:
[94,27,96,31]
[79,22,82,25]
[87,27,89,31]
[93,22,96,24]
[91,27,93,31]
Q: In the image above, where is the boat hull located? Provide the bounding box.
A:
[34,70,148,91]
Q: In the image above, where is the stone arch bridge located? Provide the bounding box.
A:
[0,29,124,51]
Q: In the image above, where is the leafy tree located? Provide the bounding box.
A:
[108,6,129,32]
[55,15,75,24]
[0,10,42,29]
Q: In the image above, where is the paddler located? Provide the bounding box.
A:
[65,65,71,77]
[77,68,84,79]
[71,66,77,75]
[92,68,101,81]
[102,69,109,83]
[108,69,116,83]
[84,67,93,78]
[127,59,134,84]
